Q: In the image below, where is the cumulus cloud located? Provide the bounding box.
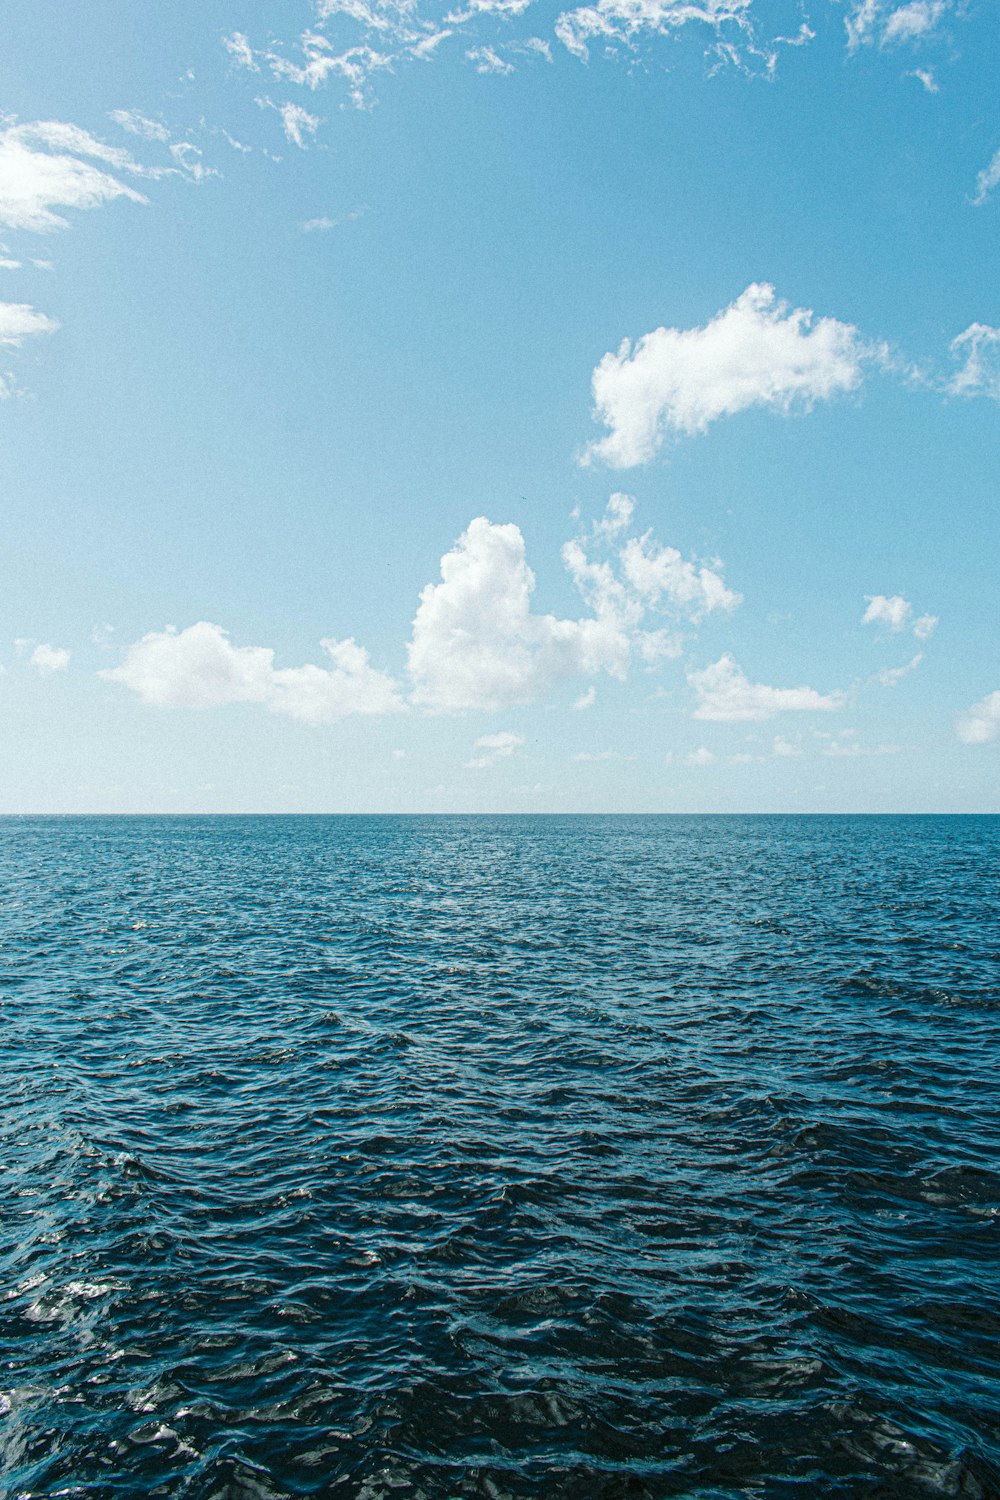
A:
[0,301,58,345]
[583,284,870,467]
[30,643,70,673]
[408,517,628,711]
[102,621,403,723]
[862,593,912,631]
[465,730,524,767]
[688,653,844,721]
[408,497,738,711]
[948,323,1000,400]
[862,594,937,639]
[772,734,802,757]
[957,690,1000,745]
[618,533,741,617]
[106,500,738,725]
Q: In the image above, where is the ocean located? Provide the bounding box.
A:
[2,815,998,1498]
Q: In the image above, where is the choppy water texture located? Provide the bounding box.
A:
[2,816,999,1499]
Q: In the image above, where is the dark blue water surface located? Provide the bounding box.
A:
[2,815,999,1499]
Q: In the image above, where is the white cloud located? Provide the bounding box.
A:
[948,323,1000,400]
[974,150,1000,206]
[876,651,923,686]
[862,593,912,631]
[554,0,753,63]
[408,516,630,711]
[465,729,524,767]
[168,141,217,182]
[466,46,515,73]
[0,301,58,345]
[957,690,1000,745]
[862,594,937,640]
[224,32,260,70]
[596,491,634,535]
[279,102,321,148]
[102,621,403,723]
[446,0,534,20]
[772,734,802,757]
[688,653,844,721]
[301,206,366,231]
[573,685,597,710]
[30,642,70,674]
[906,66,938,91]
[109,110,171,143]
[846,0,947,49]
[823,739,903,757]
[265,34,393,108]
[0,120,149,233]
[882,0,945,43]
[408,498,737,712]
[676,745,757,766]
[618,533,741,617]
[583,284,869,467]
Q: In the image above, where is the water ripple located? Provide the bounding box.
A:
[1,815,998,1497]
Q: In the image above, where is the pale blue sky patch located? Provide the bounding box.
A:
[0,0,997,810]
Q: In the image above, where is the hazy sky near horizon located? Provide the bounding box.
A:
[1,0,998,812]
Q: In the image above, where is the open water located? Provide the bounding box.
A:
[1,815,999,1499]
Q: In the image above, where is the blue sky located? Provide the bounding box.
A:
[1,0,998,811]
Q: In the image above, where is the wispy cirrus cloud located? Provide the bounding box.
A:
[222,0,816,125]
[973,150,1000,206]
[845,0,948,51]
[0,116,216,394]
[947,322,1000,400]
[0,300,58,345]
[0,119,150,233]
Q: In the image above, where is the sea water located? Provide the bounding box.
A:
[1,815,998,1497]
